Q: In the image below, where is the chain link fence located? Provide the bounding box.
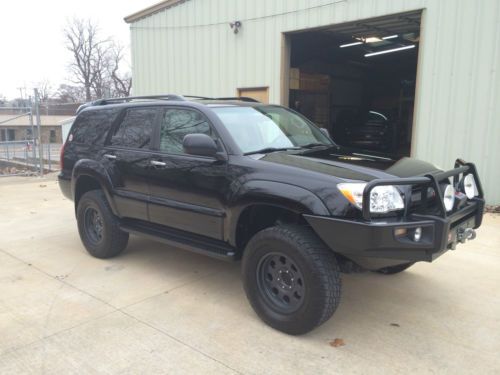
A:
[0,91,76,177]
[0,140,62,176]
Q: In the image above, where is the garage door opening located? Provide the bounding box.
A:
[287,10,422,157]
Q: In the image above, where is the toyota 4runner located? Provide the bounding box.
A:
[59,95,485,335]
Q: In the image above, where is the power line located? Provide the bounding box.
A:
[130,0,347,30]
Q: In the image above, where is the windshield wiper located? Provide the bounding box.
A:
[244,147,299,155]
[300,142,330,149]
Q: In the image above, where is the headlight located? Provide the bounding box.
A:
[461,174,478,199]
[443,185,455,212]
[338,183,404,213]
[369,185,405,213]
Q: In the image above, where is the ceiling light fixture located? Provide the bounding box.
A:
[365,44,415,57]
[364,36,382,43]
[339,41,363,48]
[382,34,398,40]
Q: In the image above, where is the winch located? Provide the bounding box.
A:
[457,227,476,244]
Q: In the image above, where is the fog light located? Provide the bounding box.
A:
[413,227,422,242]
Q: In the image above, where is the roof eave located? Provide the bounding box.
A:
[124,0,186,23]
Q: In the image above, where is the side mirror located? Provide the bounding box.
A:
[183,133,224,159]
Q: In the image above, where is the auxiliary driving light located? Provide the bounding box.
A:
[443,185,455,212]
[413,227,422,242]
[461,174,479,199]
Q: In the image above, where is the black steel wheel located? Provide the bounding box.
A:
[257,252,306,314]
[76,190,129,259]
[83,207,104,245]
[242,225,341,335]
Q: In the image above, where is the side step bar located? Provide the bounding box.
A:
[120,220,237,261]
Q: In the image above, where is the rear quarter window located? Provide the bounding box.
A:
[70,108,120,145]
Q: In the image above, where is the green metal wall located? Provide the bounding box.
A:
[129,0,500,203]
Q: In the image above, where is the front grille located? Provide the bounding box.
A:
[408,186,441,215]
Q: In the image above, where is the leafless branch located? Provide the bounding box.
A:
[64,18,131,101]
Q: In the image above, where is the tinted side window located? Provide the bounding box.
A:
[71,108,120,145]
[160,109,212,154]
[110,108,158,149]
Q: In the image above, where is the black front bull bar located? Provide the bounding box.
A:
[361,159,484,221]
[304,159,485,268]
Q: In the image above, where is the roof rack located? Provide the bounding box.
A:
[101,94,185,104]
[214,97,260,103]
[76,94,260,114]
[76,94,186,114]
[183,95,213,100]
[184,95,260,103]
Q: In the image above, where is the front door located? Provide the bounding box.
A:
[147,107,228,240]
[103,106,160,221]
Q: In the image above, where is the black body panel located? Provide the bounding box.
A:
[147,152,228,239]
[104,148,152,221]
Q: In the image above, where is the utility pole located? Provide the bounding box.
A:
[34,88,43,177]
[28,99,36,167]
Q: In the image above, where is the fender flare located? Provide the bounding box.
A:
[71,159,119,216]
[225,180,330,245]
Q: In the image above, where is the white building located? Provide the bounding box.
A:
[126,0,500,204]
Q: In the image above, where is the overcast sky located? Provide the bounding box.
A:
[0,0,156,100]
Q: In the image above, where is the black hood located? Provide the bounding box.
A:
[259,147,441,182]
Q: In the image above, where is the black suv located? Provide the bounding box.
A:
[59,95,485,335]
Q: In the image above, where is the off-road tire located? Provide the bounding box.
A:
[242,224,341,335]
[76,190,129,259]
[376,262,415,275]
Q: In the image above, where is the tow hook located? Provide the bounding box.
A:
[457,228,476,244]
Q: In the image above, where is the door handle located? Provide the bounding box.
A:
[104,154,117,160]
[150,160,166,167]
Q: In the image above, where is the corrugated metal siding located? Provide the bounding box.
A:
[412,0,500,205]
[130,0,500,203]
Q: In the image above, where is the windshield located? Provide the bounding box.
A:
[212,105,333,154]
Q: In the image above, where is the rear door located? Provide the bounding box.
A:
[147,107,229,239]
[103,106,160,221]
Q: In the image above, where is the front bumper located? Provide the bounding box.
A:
[305,159,485,270]
[304,198,484,270]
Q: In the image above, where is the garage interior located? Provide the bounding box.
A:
[287,11,422,157]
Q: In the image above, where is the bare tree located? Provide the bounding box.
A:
[64,18,132,101]
[35,79,52,102]
[64,18,105,101]
[108,43,132,97]
[55,84,86,103]
[90,43,108,99]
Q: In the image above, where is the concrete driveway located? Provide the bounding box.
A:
[0,175,499,374]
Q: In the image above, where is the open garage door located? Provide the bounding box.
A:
[287,10,422,157]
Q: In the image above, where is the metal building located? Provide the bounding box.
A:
[125,0,500,204]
